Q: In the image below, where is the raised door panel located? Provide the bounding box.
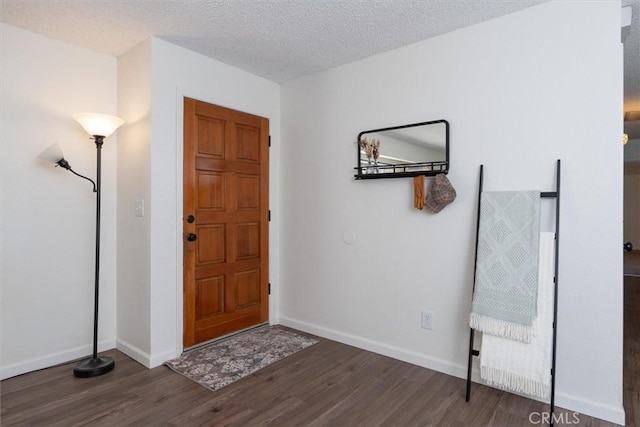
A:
[196,276,224,320]
[197,225,226,264]
[236,174,260,211]
[197,117,225,158]
[236,269,260,309]
[236,124,260,163]
[197,172,225,210]
[236,222,260,260]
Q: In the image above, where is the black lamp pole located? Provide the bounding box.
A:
[38,114,122,377]
[73,135,115,378]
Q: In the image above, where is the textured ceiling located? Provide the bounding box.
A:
[0,0,638,114]
[0,0,553,83]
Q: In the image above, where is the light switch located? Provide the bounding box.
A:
[134,200,144,217]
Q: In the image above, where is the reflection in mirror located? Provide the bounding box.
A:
[355,120,449,179]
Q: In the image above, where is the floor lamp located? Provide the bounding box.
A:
[38,113,124,378]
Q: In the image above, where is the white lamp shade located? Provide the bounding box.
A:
[73,113,124,137]
[37,142,65,164]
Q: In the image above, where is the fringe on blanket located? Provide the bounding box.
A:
[469,312,534,343]
[480,365,550,400]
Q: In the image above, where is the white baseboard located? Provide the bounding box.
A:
[0,339,116,381]
[278,316,467,380]
[554,393,625,426]
[116,338,152,368]
[149,348,179,368]
[115,339,179,369]
[277,316,625,426]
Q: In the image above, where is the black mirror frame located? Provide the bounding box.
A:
[354,119,449,180]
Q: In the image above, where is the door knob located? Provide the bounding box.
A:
[186,233,197,242]
[624,242,633,252]
[186,215,195,223]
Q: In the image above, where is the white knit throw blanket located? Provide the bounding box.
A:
[470,191,541,343]
[480,232,554,400]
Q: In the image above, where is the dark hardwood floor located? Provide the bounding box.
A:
[625,275,640,427]
[1,315,633,427]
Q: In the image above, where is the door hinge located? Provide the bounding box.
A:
[268,135,271,147]
[268,210,271,222]
[268,283,271,295]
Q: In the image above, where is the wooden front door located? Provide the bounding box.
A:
[183,98,269,347]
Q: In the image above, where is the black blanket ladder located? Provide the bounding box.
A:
[465,159,561,426]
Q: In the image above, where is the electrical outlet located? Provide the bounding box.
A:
[421,310,435,330]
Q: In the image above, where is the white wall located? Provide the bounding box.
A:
[279,1,624,424]
[114,37,281,366]
[116,40,152,364]
[0,23,118,379]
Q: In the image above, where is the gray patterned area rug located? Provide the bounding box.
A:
[165,326,318,392]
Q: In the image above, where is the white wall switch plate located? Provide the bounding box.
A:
[134,200,144,217]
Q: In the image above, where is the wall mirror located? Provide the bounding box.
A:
[354,119,449,179]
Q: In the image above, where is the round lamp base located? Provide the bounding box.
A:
[73,356,115,378]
